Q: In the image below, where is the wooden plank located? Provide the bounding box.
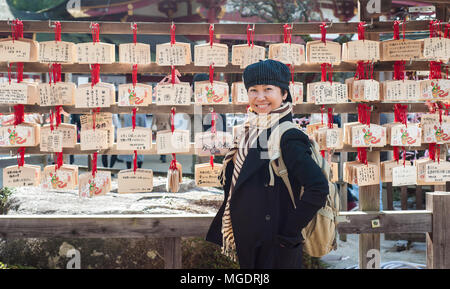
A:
[426,192,450,269]
[0,61,437,74]
[0,20,435,35]
[0,214,215,239]
[164,237,182,269]
[0,102,435,115]
[337,210,432,234]
[386,182,393,210]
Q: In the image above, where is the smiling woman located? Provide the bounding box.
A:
[206,59,329,269]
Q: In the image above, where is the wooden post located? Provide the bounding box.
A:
[339,113,348,242]
[386,183,393,210]
[164,237,182,269]
[426,192,450,269]
[401,186,408,210]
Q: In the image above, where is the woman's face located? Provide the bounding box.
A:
[248,85,287,114]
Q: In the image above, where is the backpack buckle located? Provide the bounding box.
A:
[279,169,287,176]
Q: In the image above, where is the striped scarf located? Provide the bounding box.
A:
[219,102,293,262]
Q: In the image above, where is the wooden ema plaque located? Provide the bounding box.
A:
[231,82,248,104]
[419,79,450,101]
[416,158,445,185]
[231,44,265,68]
[389,123,422,147]
[39,129,62,152]
[348,79,380,102]
[194,43,228,67]
[268,43,305,65]
[381,160,404,183]
[80,129,110,151]
[76,42,115,64]
[41,165,78,190]
[382,80,420,102]
[380,39,423,61]
[344,161,380,186]
[40,124,77,150]
[156,129,190,154]
[0,122,40,147]
[155,82,191,106]
[79,171,111,198]
[307,82,348,104]
[75,82,115,108]
[118,169,154,193]
[425,160,450,183]
[307,123,338,139]
[80,112,112,130]
[3,165,40,187]
[422,37,450,62]
[116,127,152,151]
[0,37,38,62]
[315,127,344,150]
[195,163,222,187]
[0,82,38,105]
[194,131,233,156]
[342,40,380,62]
[38,41,77,63]
[118,43,151,64]
[392,163,417,186]
[118,83,152,106]
[330,162,339,183]
[194,80,229,104]
[39,82,76,106]
[289,82,304,104]
[351,124,386,148]
[306,40,341,64]
[155,42,191,66]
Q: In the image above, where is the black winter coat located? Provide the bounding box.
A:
[205,113,329,268]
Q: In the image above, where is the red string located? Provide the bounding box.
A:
[356,61,364,80]
[54,21,61,42]
[328,107,333,129]
[321,63,327,82]
[402,20,406,40]
[429,143,436,162]
[320,150,326,158]
[132,64,138,88]
[437,144,441,163]
[171,65,175,85]
[17,147,25,167]
[211,109,217,134]
[209,65,214,85]
[170,23,176,45]
[210,155,214,169]
[445,24,450,39]
[358,22,365,41]
[13,104,24,126]
[402,146,406,167]
[246,24,254,47]
[55,105,62,128]
[133,150,138,173]
[92,152,97,177]
[357,103,371,126]
[393,20,400,40]
[55,152,63,170]
[394,104,408,127]
[170,153,178,170]
[132,23,137,45]
[91,64,100,87]
[48,64,53,85]
[49,109,54,131]
[321,105,325,125]
[209,24,214,47]
[12,19,23,41]
[283,24,292,44]
[429,61,442,80]
[132,107,137,131]
[16,62,23,83]
[170,108,176,133]
[320,22,327,44]
[91,23,100,43]
[357,147,368,165]
[53,63,61,83]
[393,61,405,81]
[393,146,400,163]
[288,64,294,83]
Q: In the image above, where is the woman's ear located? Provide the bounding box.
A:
[282,89,288,101]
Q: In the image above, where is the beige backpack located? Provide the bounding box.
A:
[267,121,340,257]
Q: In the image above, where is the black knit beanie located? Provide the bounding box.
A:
[243,59,292,102]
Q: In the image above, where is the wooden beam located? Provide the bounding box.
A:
[0,214,215,239]
[0,61,436,74]
[426,192,450,269]
[0,20,436,35]
[337,210,432,234]
[164,237,182,269]
[0,102,436,115]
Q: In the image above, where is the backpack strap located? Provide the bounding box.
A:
[268,121,300,209]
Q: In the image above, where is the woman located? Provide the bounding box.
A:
[205,60,329,269]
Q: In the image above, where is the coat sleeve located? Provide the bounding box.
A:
[278,128,330,237]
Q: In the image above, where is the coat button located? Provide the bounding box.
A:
[265,214,271,221]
